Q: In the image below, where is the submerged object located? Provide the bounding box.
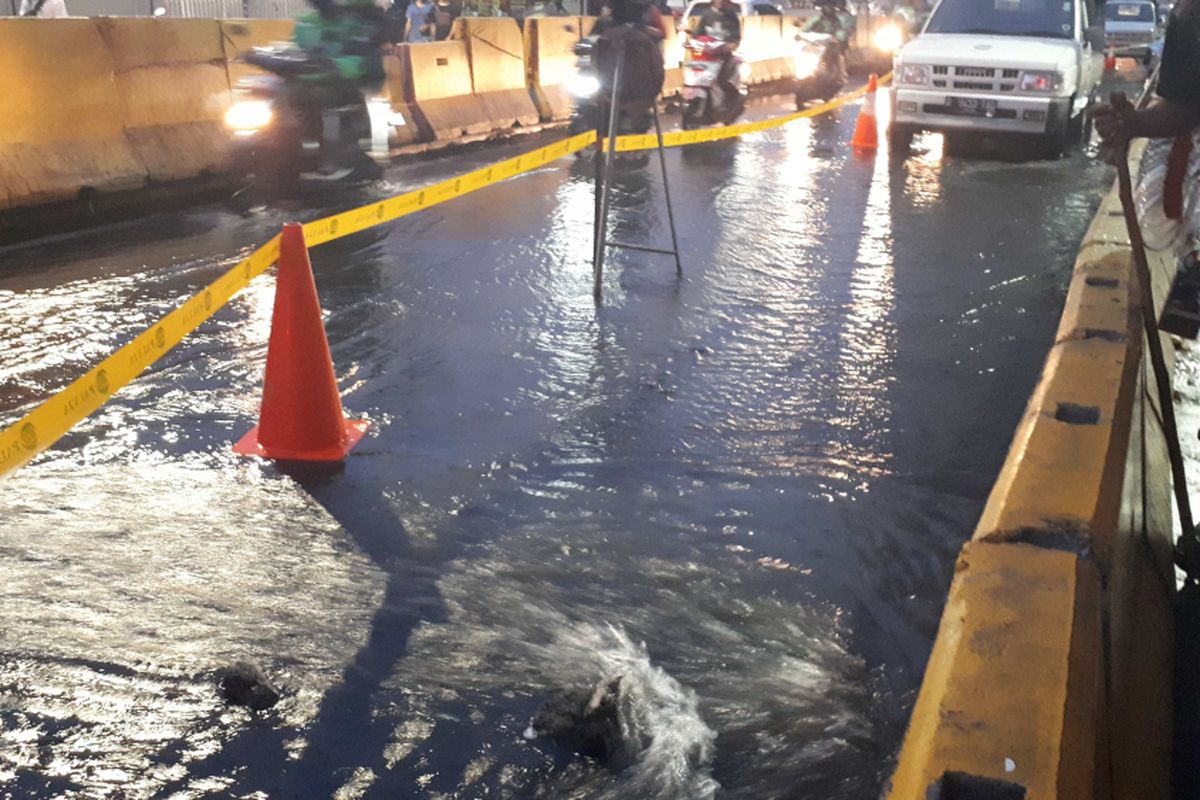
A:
[528,676,646,769]
[217,660,280,711]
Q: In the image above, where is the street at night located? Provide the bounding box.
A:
[0,70,1153,798]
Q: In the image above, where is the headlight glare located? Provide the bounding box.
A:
[566,73,601,98]
[794,49,822,78]
[224,100,273,132]
[873,23,903,52]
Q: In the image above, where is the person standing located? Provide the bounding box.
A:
[405,0,436,42]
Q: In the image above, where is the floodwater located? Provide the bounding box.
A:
[0,84,1136,798]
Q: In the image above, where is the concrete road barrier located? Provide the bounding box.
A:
[391,40,493,142]
[0,19,144,210]
[451,17,540,130]
[99,18,231,181]
[524,16,587,122]
[886,143,1180,800]
[742,16,792,85]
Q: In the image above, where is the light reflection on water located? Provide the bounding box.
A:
[1,458,386,798]
[0,91,1126,799]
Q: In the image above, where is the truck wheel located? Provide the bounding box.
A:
[1041,125,1070,159]
[1067,101,1093,145]
[888,123,915,152]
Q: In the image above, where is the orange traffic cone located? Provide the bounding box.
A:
[1104,47,1117,71]
[234,222,368,462]
[851,73,879,151]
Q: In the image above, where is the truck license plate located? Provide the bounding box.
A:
[947,96,998,117]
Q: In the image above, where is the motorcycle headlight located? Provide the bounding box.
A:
[897,63,929,85]
[1019,70,1062,92]
[566,73,601,98]
[224,99,273,133]
[873,22,903,52]
[794,49,822,78]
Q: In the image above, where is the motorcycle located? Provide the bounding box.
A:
[793,32,846,107]
[681,35,747,130]
[224,46,380,192]
[567,34,655,141]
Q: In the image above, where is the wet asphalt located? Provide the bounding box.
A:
[0,74,1145,798]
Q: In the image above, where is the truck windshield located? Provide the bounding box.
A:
[925,0,1076,38]
[1105,2,1154,20]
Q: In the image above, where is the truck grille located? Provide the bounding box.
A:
[930,65,1020,92]
[1106,31,1154,45]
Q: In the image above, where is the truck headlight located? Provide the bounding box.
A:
[897,64,929,85]
[1019,70,1061,92]
[224,99,273,133]
[873,22,903,53]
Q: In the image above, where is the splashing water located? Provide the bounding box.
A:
[535,623,719,800]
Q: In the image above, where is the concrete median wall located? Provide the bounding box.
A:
[100,17,231,181]
[886,143,1180,800]
[451,17,540,129]
[0,11,812,214]
[524,16,587,122]
[0,19,145,210]
[0,16,252,211]
[388,40,493,142]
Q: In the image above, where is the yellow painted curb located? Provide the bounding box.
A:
[886,542,1104,800]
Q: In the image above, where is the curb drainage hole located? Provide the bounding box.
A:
[1055,402,1101,425]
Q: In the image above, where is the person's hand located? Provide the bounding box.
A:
[1095,91,1137,145]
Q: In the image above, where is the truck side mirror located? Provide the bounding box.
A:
[1085,24,1105,49]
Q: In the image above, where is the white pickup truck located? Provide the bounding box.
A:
[1104,0,1161,64]
[889,0,1106,156]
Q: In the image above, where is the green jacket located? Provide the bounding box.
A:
[292,3,386,83]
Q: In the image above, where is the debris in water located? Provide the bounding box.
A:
[529,676,645,769]
[217,660,280,711]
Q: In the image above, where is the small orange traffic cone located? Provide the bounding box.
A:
[851,73,879,151]
[1104,47,1117,71]
[234,222,368,462]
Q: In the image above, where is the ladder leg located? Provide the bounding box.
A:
[652,101,683,277]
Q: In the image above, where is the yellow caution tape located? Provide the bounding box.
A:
[0,79,887,478]
[0,235,281,477]
[301,131,597,246]
[604,73,891,152]
[0,130,596,478]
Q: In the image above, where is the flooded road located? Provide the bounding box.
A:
[0,83,1138,798]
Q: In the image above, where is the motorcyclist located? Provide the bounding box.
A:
[892,0,920,32]
[593,0,667,121]
[292,0,389,84]
[289,0,389,173]
[691,0,742,101]
[803,0,850,51]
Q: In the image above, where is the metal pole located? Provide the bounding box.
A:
[1109,91,1198,578]
[593,45,624,304]
[651,101,682,277]
[593,103,605,274]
